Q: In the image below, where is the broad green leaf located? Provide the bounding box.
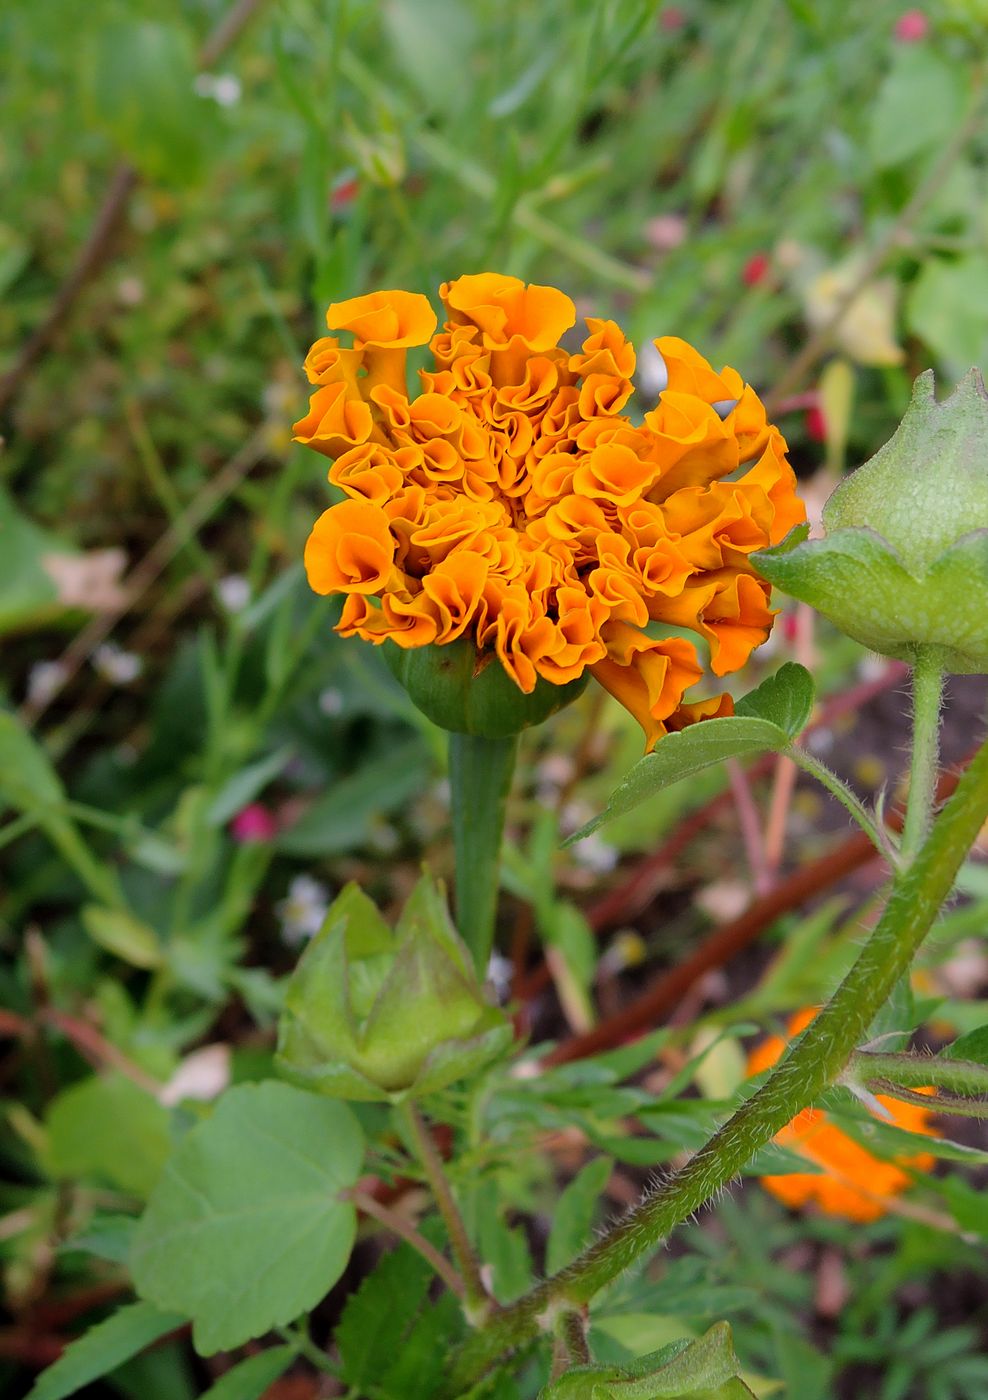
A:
[26,1301,184,1400]
[198,1346,296,1400]
[546,1156,614,1274]
[131,1081,363,1354]
[82,905,163,970]
[336,1239,433,1390]
[869,48,965,170]
[46,1075,172,1199]
[941,1024,988,1065]
[733,663,814,739]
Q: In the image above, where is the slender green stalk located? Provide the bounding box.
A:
[448,733,988,1389]
[448,732,517,972]
[401,1101,491,1323]
[788,747,890,856]
[845,1052,985,1103]
[900,648,945,863]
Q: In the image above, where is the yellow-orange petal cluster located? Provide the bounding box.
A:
[295,275,805,748]
[747,1009,936,1224]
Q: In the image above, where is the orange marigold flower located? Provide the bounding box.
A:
[748,1009,936,1223]
[295,275,806,748]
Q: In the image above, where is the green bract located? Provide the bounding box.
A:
[276,874,511,1101]
[753,370,988,673]
[384,636,589,737]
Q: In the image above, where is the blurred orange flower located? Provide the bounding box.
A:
[748,1009,936,1223]
[295,275,805,748]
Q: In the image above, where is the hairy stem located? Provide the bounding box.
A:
[448,731,517,972]
[852,1049,988,1095]
[449,731,988,1389]
[788,746,890,856]
[900,648,945,864]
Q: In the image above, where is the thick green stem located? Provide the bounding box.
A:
[449,732,517,973]
[899,648,945,863]
[449,734,988,1389]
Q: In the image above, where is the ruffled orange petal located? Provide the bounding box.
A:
[304,501,396,595]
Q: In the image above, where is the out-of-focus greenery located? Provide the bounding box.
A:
[2,2,988,1398]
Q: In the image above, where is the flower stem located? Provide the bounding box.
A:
[900,648,945,864]
[448,732,988,1389]
[788,747,890,857]
[347,1189,466,1298]
[401,1101,491,1323]
[448,731,517,973]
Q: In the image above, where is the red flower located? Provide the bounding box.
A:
[742,253,770,288]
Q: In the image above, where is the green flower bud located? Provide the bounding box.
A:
[276,873,511,1101]
[753,370,988,673]
[384,636,589,738]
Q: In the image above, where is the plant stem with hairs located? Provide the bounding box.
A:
[448,688,988,1390]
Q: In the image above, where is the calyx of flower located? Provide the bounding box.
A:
[276,874,511,1101]
[384,636,589,737]
[754,370,988,673]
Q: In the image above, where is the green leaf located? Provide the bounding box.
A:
[26,1301,185,1400]
[130,1081,364,1354]
[0,487,72,635]
[205,748,294,828]
[941,1025,988,1065]
[0,708,64,810]
[906,256,988,369]
[197,1346,297,1400]
[734,663,814,739]
[336,1239,433,1390]
[274,742,430,856]
[46,1075,172,1199]
[869,48,965,170]
[540,1322,748,1398]
[82,905,163,970]
[564,714,790,844]
[546,1157,614,1274]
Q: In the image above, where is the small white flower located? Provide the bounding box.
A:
[92,643,143,685]
[27,660,67,707]
[116,276,145,307]
[277,874,330,946]
[486,952,513,1003]
[318,687,345,716]
[217,574,251,613]
[570,833,619,874]
[211,73,242,107]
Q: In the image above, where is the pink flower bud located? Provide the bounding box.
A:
[230,803,278,844]
[894,9,928,41]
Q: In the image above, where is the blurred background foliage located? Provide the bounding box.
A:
[3,1,988,1397]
